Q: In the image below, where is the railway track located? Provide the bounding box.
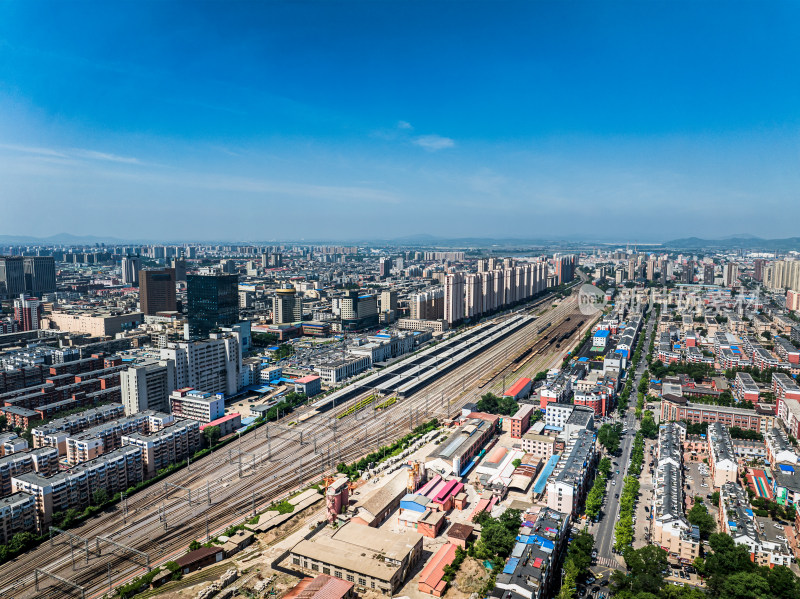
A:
[4,282,590,598]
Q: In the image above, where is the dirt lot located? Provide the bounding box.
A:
[445,557,491,599]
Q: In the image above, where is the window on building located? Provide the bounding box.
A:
[293,557,300,565]
[323,567,330,575]
[346,574,355,583]
[311,564,319,571]
[335,571,342,578]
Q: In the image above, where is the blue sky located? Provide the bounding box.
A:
[1,1,799,242]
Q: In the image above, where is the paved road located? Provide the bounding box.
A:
[590,312,656,565]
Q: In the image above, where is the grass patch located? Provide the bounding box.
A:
[336,394,376,419]
[269,500,295,515]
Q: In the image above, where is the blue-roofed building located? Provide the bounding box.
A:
[592,329,610,348]
[494,508,569,599]
[400,494,429,513]
[719,481,794,567]
[533,455,560,496]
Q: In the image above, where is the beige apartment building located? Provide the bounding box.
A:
[46,310,144,336]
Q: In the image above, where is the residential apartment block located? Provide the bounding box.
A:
[708,423,738,488]
[12,445,143,529]
[121,417,201,477]
[546,429,597,516]
[718,482,793,567]
[169,388,225,423]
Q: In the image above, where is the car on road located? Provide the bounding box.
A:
[615,493,619,498]
[777,535,787,541]
[774,523,783,529]
[701,483,708,488]
[591,550,598,558]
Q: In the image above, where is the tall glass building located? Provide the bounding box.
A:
[186,274,239,339]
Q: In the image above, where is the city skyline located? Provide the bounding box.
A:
[1,2,799,240]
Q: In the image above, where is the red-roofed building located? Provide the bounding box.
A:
[174,546,224,574]
[503,377,532,400]
[284,574,354,599]
[294,375,322,397]
[463,412,501,429]
[432,479,464,511]
[200,412,242,437]
[418,543,457,597]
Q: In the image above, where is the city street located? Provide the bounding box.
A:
[589,310,657,568]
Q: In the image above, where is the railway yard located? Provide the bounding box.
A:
[1,281,598,599]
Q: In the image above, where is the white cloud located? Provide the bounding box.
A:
[397,120,413,130]
[412,134,455,151]
[0,143,68,158]
[72,149,141,164]
[0,142,141,165]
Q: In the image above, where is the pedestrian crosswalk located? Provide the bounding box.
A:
[596,556,621,569]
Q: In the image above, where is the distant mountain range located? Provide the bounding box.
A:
[2,231,800,251]
[0,233,127,245]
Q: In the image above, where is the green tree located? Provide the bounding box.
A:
[564,531,594,579]
[598,457,612,477]
[660,585,706,599]
[701,533,757,596]
[598,423,622,453]
[558,571,576,599]
[472,509,521,560]
[7,532,36,554]
[476,393,499,414]
[687,498,716,539]
[640,411,658,439]
[720,571,771,599]
[476,393,518,416]
[188,540,202,551]
[766,565,800,599]
[623,545,669,595]
[203,425,221,447]
[511,458,521,468]
[91,488,108,506]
